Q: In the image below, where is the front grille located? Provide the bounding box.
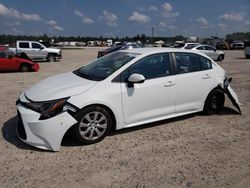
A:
[17,111,27,140]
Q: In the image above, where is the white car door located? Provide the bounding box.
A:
[31,42,47,60]
[173,52,216,113]
[120,53,175,124]
[205,46,217,60]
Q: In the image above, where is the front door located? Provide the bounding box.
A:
[120,53,176,124]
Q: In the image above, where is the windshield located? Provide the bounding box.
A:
[74,52,139,81]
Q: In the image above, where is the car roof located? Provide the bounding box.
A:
[122,47,198,56]
[194,44,214,48]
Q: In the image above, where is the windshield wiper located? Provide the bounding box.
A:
[73,70,103,81]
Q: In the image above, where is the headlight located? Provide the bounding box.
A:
[24,97,76,119]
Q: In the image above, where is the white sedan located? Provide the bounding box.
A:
[192,45,225,61]
[16,48,241,151]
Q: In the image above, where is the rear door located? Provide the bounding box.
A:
[18,42,33,59]
[173,52,216,113]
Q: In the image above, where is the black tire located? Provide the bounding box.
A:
[246,55,250,59]
[19,64,30,72]
[72,106,113,145]
[217,55,224,61]
[47,54,56,63]
[203,88,225,115]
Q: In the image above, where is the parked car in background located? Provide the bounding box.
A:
[216,42,230,50]
[244,41,250,59]
[0,47,39,72]
[10,41,62,63]
[174,41,185,48]
[191,45,224,61]
[232,41,244,50]
[97,43,142,58]
[180,43,200,49]
[16,48,241,151]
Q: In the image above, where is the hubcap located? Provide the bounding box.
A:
[79,111,107,141]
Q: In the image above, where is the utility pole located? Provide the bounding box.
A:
[151,27,154,44]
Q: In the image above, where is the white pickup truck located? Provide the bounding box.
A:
[10,41,62,62]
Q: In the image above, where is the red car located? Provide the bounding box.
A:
[0,47,39,72]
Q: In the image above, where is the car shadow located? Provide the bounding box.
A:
[2,116,49,152]
[3,106,241,150]
[233,57,248,60]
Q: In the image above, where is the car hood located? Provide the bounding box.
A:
[25,72,97,101]
[46,47,61,53]
[15,57,33,64]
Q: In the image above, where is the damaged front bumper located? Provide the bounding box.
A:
[16,103,77,151]
[224,77,241,114]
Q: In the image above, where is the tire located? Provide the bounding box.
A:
[246,55,250,59]
[203,88,225,115]
[19,64,30,72]
[217,55,224,61]
[47,54,56,63]
[72,106,113,145]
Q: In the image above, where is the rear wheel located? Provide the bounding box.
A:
[19,64,30,72]
[203,88,225,115]
[72,106,113,145]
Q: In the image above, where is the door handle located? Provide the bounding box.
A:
[164,81,175,87]
[202,74,212,79]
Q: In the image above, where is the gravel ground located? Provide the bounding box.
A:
[0,49,249,188]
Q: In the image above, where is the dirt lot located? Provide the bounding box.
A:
[0,49,249,188]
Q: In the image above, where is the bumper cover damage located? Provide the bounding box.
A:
[224,77,241,114]
[16,104,77,151]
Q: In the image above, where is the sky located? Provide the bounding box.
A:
[0,0,250,38]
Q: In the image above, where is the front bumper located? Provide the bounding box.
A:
[16,103,77,151]
[31,63,40,72]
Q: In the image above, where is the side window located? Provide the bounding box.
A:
[19,42,29,48]
[0,51,6,58]
[32,43,42,49]
[206,46,215,51]
[197,46,206,50]
[175,53,200,74]
[199,55,212,70]
[127,53,171,80]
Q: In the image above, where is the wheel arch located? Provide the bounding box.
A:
[75,103,117,131]
[203,84,225,112]
[18,62,32,71]
[47,52,57,57]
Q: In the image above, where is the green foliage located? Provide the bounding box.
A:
[225,32,250,41]
[1,32,249,45]
[0,34,184,45]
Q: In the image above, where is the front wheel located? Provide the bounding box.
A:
[47,54,56,63]
[217,55,224,61]
[203,88,225,115]
[19,64,30,72]
[72,106,113,145]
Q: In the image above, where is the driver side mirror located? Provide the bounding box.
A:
[127,73,145,88]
